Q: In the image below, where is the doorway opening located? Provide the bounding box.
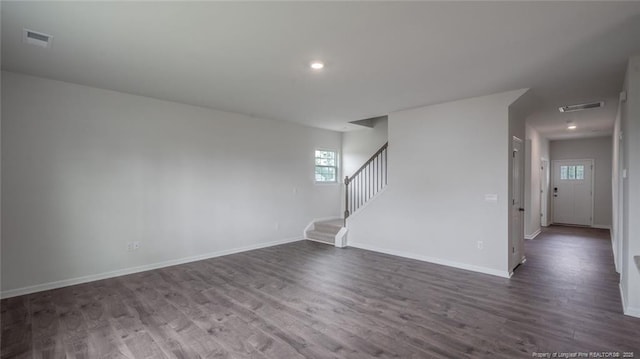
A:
[511,136,525,273]
[540,159,549,226]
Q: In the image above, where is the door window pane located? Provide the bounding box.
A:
[560,165,586,181]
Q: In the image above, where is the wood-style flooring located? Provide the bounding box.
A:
[2,225,640,358]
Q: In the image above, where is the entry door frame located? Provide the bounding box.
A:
[551,158,595,227]
[540,158,549,227]
[510,136,525,272]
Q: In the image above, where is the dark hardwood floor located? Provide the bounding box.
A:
[2,225,640,358]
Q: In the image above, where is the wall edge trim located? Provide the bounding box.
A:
[349,241,511,279]
[524,228,542,240]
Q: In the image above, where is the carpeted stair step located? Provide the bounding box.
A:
[305,230,335,244]
[313,219,343,235]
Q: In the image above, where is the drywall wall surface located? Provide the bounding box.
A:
[342,117,388,177]
[612,99,622,273]
[550,136,613,227]
[525,125,549,238]
[0,3,3,338]
[620,63,630,311]
[620,55,640,316]
[347,89,527,277]
[1,71,342,294]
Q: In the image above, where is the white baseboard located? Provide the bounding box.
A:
[524,228,541,240]
[619,283,640,318]
[509,256,527,277]
[625,306,640,318]
[592,224,611,230]
[349,242,511,279]
[0,237,301,299]
[305,237,334,245]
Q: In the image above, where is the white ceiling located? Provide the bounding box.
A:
[2,1,640,136]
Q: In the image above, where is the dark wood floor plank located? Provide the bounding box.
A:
[156,267,320,359]
[3,225,640,358]
[209,253,485,358]
[197,258,396,357]
[232,246,536,357]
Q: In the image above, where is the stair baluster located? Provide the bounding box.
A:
[344,142,388,225]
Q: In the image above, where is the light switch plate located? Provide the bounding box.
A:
[484,194,498,203]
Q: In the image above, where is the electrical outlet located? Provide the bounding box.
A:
[477,241,483,250]
[127,241,140,252]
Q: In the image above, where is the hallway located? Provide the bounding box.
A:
[511,225,639,351]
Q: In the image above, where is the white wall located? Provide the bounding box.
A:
[347,89,527,278]
[549,136,613,228]
[617,55,640,317]
[524,125,550,239]
[612,100,622,273]
[0,2,3,342]
[1,71,342,297]
[342,117,388,177]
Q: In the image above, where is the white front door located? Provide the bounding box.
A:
[552,159,593,226]
[511,137,524,268]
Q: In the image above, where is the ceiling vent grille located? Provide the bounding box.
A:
[559,101,604,113]
[23,29,53,48]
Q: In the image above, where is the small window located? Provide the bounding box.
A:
[315,149,337,183]
[560,165,585,180]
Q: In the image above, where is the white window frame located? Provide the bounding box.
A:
[314,148,339,184]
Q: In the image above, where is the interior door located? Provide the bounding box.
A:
[511,137,524,268]
[540,159,549,226]
[552,159,593,226]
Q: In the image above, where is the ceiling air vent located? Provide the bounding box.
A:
[559,101,603,113]
[23,29,53,48]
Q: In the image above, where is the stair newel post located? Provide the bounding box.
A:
[344,175,350,226]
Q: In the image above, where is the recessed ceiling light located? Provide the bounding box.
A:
[310,61,324,70]
[568,125,577,130]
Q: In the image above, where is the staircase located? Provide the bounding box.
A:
[305,142,389,248]
[344,142,388,220]
[305,219,343,245]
